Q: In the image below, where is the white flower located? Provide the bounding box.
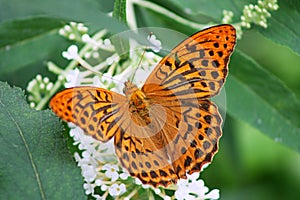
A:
[154,188,161,194]
[120,171,130,180]
[69,124,94,146]
[108,183,126,196]
[104,39,114,49]
[77,23,88,32]
[105,54,119,65]
[203,189,220,200]
[83,182,94,195]
[102,164,119,181]
[147,34,162,52]
[62,45,79,60]
[82,34,93,43]
[95,179,103,186]
[164,196,171,200]
[175,172,219,200]
[82,34,103,50]
[82,164,97,182]
[101,184,108,191]
[175,190,194,200]
[94,139,116,162]
[134,177,151,188]
[65,68,81,88]
[93,194,105,200]
[135,178,142,185]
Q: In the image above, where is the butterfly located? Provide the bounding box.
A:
[50,24,236,187]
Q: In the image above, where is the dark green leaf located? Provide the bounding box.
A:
[0,81,85,199]
[112,0,130,60]
[0,0,127,34]
[0,0,129,84]
[113,0,127,24]
[0,17,67,76]
[226,51,300,152]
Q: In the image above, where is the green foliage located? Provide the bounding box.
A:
[112,0,130,60]
[0,17,67,76]
[228,51,300,152]
[0,82,85,199]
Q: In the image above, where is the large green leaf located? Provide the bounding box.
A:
[0,0,128,85]
[0,82,85,199]
[112,0,130,60]
[0,0,126,33]
[226,51,300,152]
[0,17,68,76]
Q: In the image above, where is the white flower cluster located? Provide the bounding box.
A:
[71,124,129,199]
[241,0,279,28]
[147,34,162,53]
[222,10,234,24]
[175,173,219,200]
[27,74,53,108]
[59,21,89,41]
[221,0,279,39]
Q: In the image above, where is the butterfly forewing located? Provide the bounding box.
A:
[142,24,236,100]
[50,87,127,142]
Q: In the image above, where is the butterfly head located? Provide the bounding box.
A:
[123,80,139,97]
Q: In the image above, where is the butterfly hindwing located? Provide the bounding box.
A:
[114,98,223,187]
[163,99,222,178]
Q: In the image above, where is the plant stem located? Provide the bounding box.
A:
[129,0,205,30]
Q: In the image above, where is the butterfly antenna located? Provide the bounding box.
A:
[130,49,147,83]
[77,61,123,85]
[130,32,153,83]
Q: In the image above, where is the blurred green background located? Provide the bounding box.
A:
[0,0,299,199]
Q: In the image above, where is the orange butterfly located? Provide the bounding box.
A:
[50,24,236,187]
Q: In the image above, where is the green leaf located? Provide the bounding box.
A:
[226,51,300,152]
[0,17,68,76]
[112,0,130,60]
[0,0,129,81]
[256,2,300,56]
[0,0,127,34]
[113,0,127,24]
[166,0,246,20]
[0,82,85,199]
